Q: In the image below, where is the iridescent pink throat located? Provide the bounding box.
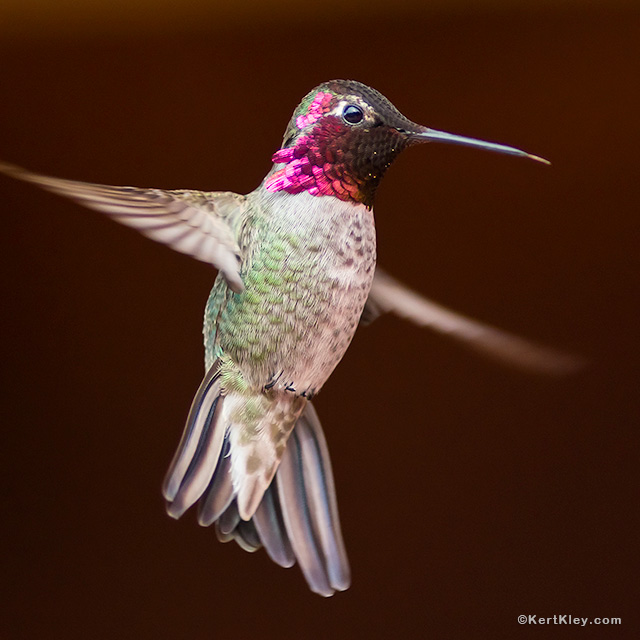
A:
[265,91,365,204]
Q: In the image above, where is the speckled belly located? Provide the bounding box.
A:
[204,195,376,395]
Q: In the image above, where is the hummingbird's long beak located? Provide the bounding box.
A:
[408,127,550,165]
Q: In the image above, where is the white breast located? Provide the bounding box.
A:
[249,189,377,394]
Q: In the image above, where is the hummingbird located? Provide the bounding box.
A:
[0,80,581,597]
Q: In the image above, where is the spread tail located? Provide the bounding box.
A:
[162,362,350,596]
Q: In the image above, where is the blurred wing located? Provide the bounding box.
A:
[0,161,245,292]
[366,268,585,375]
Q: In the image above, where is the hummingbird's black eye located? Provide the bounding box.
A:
[342,105,364,125]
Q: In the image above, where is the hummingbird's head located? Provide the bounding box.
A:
[265,80,548,208]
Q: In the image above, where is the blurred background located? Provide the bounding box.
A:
[1,1,638,638]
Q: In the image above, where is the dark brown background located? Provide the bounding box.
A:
[1,4,638,639]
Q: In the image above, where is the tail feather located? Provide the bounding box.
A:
[276,429,334,596]
[164,363,350,595]
[162,366,222,503]
[197,434,234,526]
[253,485,295,568]
[165,388,226,520]
[216,500,242,537]
[295,404,351,591]
[235,520,262,552]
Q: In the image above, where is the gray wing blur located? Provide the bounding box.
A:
[0,161,245,292]
[365,268,585,375]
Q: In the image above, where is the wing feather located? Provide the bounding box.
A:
[0,161,245,292]
[366,268,585,375]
